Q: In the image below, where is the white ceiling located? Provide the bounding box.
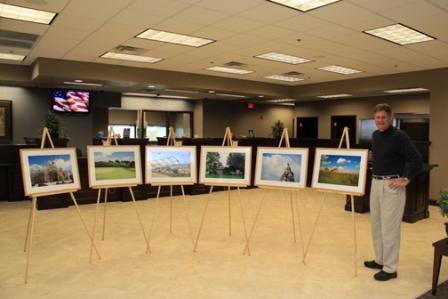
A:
[1,0,448,88]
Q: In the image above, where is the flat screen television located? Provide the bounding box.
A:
[52,90,90,113]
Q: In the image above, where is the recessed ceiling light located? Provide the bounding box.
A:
[147,85,156,88]
[255,52,311,64]
[101,52,162,63]
[384,88,428,94]
[317,94,352,99]
[0,52,25,61]
[63,81,103,87]
[137,29,215,48]
[318,65,362,75]
[364,23,435,45]
[215,93,246,98]
[206,66,254,75]
[258,95,264,98]
[0,3,56,24]
[266,0,340,12]
[265,75,304,82]
[74,79,83,83]
[208,90,215,94]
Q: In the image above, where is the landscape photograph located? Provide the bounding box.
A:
[260,153,301,182]
[93,151,136,180]
[205,151,245,179]
[317,154,361,187]
[148,150,191,178]
[28,154,74,187]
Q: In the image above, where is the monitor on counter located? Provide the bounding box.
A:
[51,90,90,113]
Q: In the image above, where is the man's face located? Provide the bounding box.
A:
[374,110,392,132]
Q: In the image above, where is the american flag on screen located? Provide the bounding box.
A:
[53,90,89,112]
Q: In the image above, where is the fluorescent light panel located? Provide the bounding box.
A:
[0,3,56,24]
[317,94,352,99]
[64,81,103,87]
[267,0,340,12]
[384,88,428,94]
[265,75,304,82]
[101,52,162,63]
[215,93,246,98]
[318,65,362,75]
[0,52,25,61]
[364,24,434,45]
[269,98,296,103]
[206,66,253,75]
[255,52,310,64]
[137,29,214,47]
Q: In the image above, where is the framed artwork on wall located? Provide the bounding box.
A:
[255,147,309,190]
[199,146,252,186]
[19,148,81,196]
[145,146,197,185]
[311,148,369,196]
[0,100,12,143]
[87,145,142,188]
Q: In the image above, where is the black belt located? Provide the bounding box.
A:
[372,175,400,180]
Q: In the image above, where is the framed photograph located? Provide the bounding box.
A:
[311,148,369,196]
[199,146,252,186]
[0,100,12,142]
[255,147,309,189]
[87,145,142,188]
[19,148,81,197]
[145,146,197,185]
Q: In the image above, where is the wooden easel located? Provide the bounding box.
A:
[242,128,305,258]
[193,127,250,253]
[23,127,101,283]
[145,127,195,250]
[89,128,150,260]
[302,127,359,276]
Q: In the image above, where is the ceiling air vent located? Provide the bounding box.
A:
[113,45,146,55]
[0,30,38,49]
[283,71,303,76]
[223,61,248,67]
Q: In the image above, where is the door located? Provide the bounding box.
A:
[331,115,357,144]
[296,117,318,138]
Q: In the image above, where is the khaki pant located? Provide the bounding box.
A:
[369,178,406,273]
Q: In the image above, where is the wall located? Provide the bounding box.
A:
[294,94,429,140]
[203,101,294,138]
[121,96,194,111]
[109,109,138,125]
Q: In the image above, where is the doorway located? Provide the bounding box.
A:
[331,115,357,144]
[296,117,318,138]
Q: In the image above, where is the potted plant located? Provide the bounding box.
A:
[437,189,448,235]
[39,111,69,147]
[271,120,284,139]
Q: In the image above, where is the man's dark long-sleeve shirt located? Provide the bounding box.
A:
[372,126,422,180]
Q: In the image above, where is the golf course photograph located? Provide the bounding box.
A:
[87,145,142,188]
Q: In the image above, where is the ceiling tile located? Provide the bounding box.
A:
[196,0,262,14]
[171,5,229,26]
[127,0,189,17]
[212,16,264,33]
[238,2,299,24]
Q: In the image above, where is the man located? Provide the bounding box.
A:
[364,103,422,281]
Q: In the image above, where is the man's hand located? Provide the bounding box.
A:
[389,177,410,188]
